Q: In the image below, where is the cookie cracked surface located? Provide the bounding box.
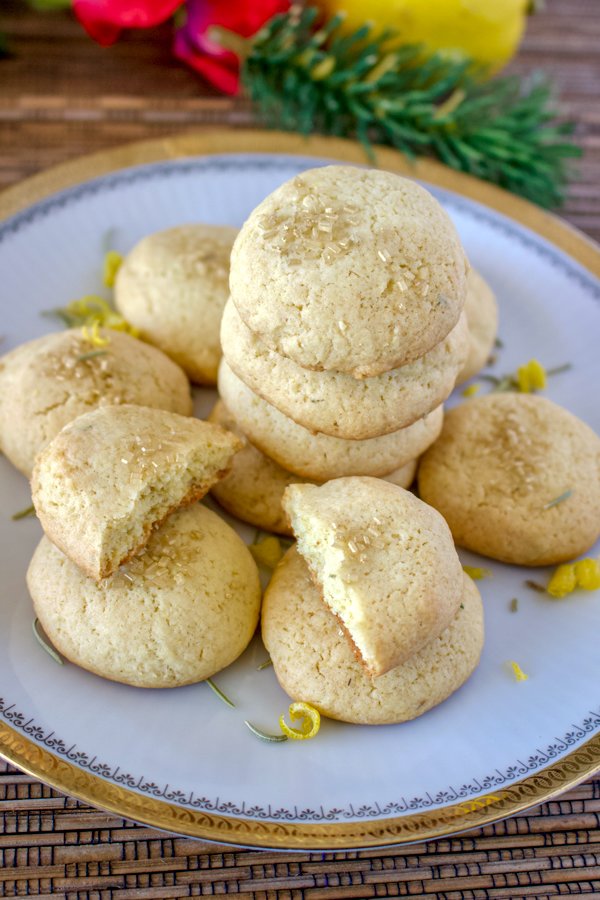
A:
[32,404,242,580]
[282,477,464,676]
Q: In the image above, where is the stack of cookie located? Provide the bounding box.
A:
[26,404,261,688]
[212,165,470,533]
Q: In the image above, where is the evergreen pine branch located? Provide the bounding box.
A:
[242,8,580,208]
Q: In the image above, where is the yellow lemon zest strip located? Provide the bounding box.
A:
[461,384,480,397]
[547,563,577,598]
[46,294,139,338]
[508,661,528,682]
[517,358,547,393]
[279,702,321,741]
[67,295,112,320]
[573,558,600,591]
[462,565,491,580]
[103,250,123,288]
[81,321,110,347]
[249,535,284,569]
[527,358,547,390]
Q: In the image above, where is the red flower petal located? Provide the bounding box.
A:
[73,0,184,46]
[173,28,240,94]
[175,0,290,93]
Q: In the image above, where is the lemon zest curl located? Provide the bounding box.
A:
[81,320,110,347]
[279,702,321,740]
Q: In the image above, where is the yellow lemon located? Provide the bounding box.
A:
[316,0,530,75]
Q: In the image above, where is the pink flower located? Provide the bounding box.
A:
[73,0,184,47]
[174,0,290,95]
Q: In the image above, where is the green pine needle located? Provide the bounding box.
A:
[242,9,580,208]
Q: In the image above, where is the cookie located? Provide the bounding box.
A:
[282,477,464,676]
[32,404,242,580]
[218,360,443,481]
[221,299,469,439]
[418,393,600,565]
[456,268,499,384]
[27,504,261,688]
[115,224,238,384]
[262,548,483,725]
[208,401,417,535]
[0,328,192,477]
[230,165,468,378]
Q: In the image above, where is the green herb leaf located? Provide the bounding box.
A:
[524,579,546,593]
[205,678,235,708]
[545,363,572,376]
[257,658,273,670]
[244,720,288,743]
[543,489,573,510]
[32,618,64,665]
[12,504,36,521]
[510,597,519,612]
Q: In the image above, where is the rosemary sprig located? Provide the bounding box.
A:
[544,489,573,510]
[524,579,546,593]
[546,363,572,377]
[478,361,571,393]
[12,504,36,521]
[257,658,273,670]
[242,8,580,208]
[244,720,288,743]
[32,618,64,665]
[205,678,235,708]
[41,296,110,329]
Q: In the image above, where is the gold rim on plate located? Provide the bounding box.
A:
[1,129,599,849]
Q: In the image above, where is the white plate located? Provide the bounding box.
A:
[1,136,599,850]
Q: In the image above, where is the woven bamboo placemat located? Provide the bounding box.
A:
[2,760,599,897]
[1,0,599,895]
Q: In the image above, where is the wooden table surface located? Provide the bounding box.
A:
[1,0,599,896]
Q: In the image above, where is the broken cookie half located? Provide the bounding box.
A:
[32,404,242,580]
[282,477,465,677]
